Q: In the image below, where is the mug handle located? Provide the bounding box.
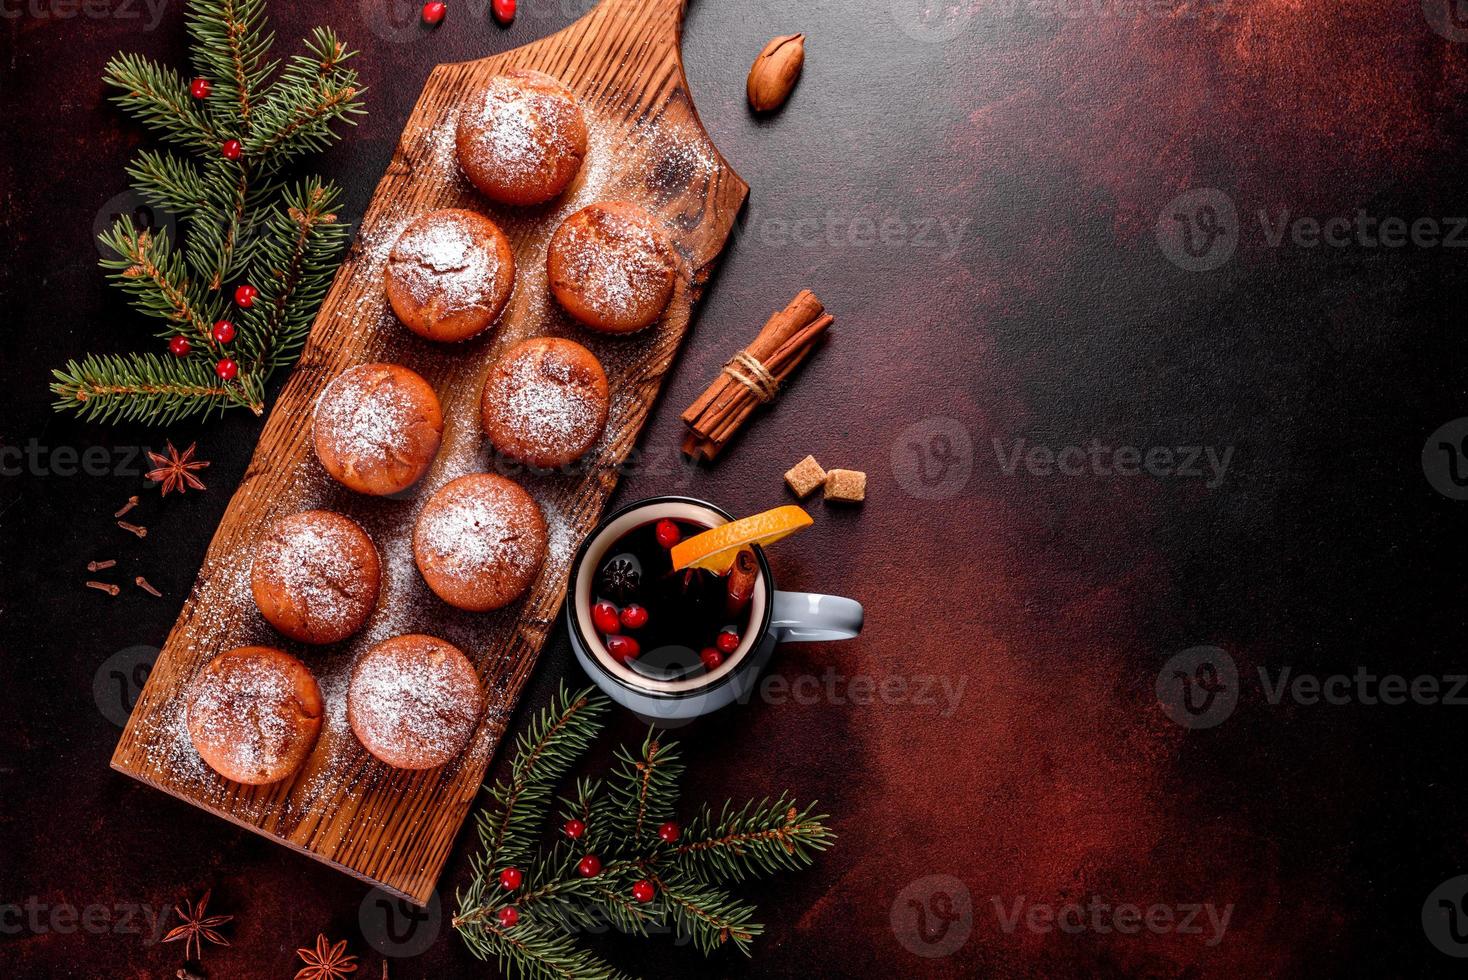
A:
[771,591,864,642]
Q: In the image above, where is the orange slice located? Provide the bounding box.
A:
[670,505,814,573]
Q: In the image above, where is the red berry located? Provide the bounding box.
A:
[605,634,640,662]
[211,319,235,344]
[168,335,192,357]
[564,818,586,839]
[700,647,723,671]
[499,867,523,890]
[657,821,680,843]
[715,630,740,655]
[654,519,681,548]
[577,855,602,877]
[189,77,211,100]
[496,906,518,928]
[592,600,621,635]
[631,880,655,903]
[422,1,446,24]
[233,284,257,308]
[492,0,515,24]
[619,604,648,630]
[215,357,238,381]
[221,139,242,161]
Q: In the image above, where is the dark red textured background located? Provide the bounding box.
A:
[5,0,1468,976]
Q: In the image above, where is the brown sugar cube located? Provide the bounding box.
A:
[784,455,827,498]
[824,468,866,504]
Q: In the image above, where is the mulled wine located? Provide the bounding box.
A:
[590,517,758,682]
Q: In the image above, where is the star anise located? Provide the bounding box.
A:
[162,889,232,962]
[146,440,209,496]
[296,934,359,980]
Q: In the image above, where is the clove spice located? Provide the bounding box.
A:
[87,559,117,572]
[117,520,147,539]
[86,580,121,596]
[134,576,162,597]
[114,495,140,518]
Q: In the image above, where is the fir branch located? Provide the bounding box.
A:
[477,685,607,869]
[458,920,630,980]
[98,220,224,353]
[235,178,348,374]
[185,0,276,135]
[126,150,210,215]
[182,159,261,288]
[102,53,219,153]
[597,730,683,847]
[672,796,836,885]
[653,874,763,957]
[50,353,250,425]
[247,28,364,169]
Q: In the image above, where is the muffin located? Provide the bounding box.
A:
[347,634,485,770]
[413,474,547,611]
[385,208,516,343]
[185,646,323,785]
[455,69,588,206]
[480,337,609,469]
[547,201,677,334]
[313,363,444,496]
[250,510,381,644]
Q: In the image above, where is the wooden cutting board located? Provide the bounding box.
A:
[110,0,747,905]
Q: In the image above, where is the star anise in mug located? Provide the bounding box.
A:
[161,889,231,962]
[295,934,359,980]
[145,440,210,495]
[598,553,642,601]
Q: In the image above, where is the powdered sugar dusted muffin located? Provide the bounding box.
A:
[347,634,485,770]
[186,646,323,785]
[480,337,609,469]
[413,474,547,612]
[547,201,677,334]
[313,363,444,496]
[455,70,588,207]
[251,510,381,644]
[385,209,516,343]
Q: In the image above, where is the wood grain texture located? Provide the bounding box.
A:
[109,0,746,905]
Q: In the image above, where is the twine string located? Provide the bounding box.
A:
[721,350,780,404]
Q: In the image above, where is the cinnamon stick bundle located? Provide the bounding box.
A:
[680,289,833,460]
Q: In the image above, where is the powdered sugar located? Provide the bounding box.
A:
[252,512,378,641]
[483,340,607,465]
[551,204,675,322]
[313,364,440,490]
[387,210,504,314]
[349,637,482,767]
[460,73,581,184]
[185,652,318,784]
[416,477,540,584]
